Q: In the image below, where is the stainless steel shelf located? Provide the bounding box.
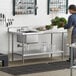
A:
[14,49,64,57]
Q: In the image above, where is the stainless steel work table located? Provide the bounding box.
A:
[8,28,67,64]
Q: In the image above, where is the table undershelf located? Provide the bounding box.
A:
[14,49,64,57]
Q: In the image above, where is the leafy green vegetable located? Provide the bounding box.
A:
[51,16,67,28]
[45,25,52,30]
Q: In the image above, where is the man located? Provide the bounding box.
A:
[64,5,76,63]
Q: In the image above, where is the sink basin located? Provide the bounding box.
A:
[21,30,38,33]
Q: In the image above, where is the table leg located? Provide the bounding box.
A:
[51,33,53,59]
[8,30,10,64]
[70,47,74,76]
[22,35,25,64]
[62,32,64,60]
[11,34,14,61]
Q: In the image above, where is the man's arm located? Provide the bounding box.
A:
[64,15,73,29]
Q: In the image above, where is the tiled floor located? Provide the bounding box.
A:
[1,68,76,76]
[0,56,74,76]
